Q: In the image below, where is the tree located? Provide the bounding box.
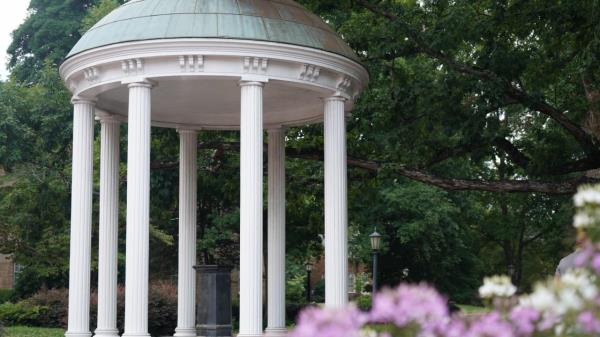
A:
[7,0,98,83]
[292,0,600,194]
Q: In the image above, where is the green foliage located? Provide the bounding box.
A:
[286,258,308,303]
[80,0,121,34]
[312,279,325,303]
[26,289,68,328]
[354,272,369,294]
[0,302,46,327]
[0,282,176,336]
[0,290,14,305]
[286,273,307,304]
[7,0,97,82]
[355,294,372,311]
[147,281,178,337]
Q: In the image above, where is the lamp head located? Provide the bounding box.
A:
[370,230,382,251]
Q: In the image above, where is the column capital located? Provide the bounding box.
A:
[267,127,287,134]
[96,111,121,124]
[124,78,156,89]
[176,128,198,135]
[239,80,266,88]
[71,96,97,106]
[323,95,347,103]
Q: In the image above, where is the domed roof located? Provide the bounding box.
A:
[67,0,359,61]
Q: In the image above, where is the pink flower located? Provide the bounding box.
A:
[537,312,560,331]
[439,318,467,337]
[290,305,366,337]
[369,283,449,332]
[578,311,600,334]
[466,312,514,337]
[592,254,600,273]
[575,245,594,267]
[509,306,540,336]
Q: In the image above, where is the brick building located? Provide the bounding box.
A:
[0,254,15,289]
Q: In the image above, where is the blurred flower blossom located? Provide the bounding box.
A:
[369,283,448,332]
[479,275,517,299]
[290,305,366,337]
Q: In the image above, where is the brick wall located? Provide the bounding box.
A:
[0,254,14,289]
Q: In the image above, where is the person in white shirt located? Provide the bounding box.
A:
[556,230,588,278]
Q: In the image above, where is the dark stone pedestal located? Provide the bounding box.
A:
[194,265,233,337]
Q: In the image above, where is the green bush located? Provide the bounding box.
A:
[311,279,325,303]
[0,319,4,337]
[0,302,46,326]
[147,281,178,337]
[355,294,372,311]
[0,290,14,305]
[27,288,68,328]
[286,273,306,304]
[4,281,177,336]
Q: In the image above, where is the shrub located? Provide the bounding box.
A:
[354,294,372,311]
[147,280,178,337]
[0,290,14,305]
[286,274,306,304]
[10,280,177,336]
[0,301,46,326]
[27,288,69,328]
[0,319,4,337]
[311,279,325,303]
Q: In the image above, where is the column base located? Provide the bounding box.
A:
[122,333,150,337]
[237,334,265,337]
[94,328,119,337]
[264,327,288,336]
[174,327,197,337]
[65,332,92,337]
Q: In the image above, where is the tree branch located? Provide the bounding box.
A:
[493,138,531,169]
[183,142,595,194]
[356,0,599,149]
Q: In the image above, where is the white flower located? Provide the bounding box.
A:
[555,288,582,314]
[527,286,556,312]
[479,275,517,299]
[573,213,593,228]
[521,269,598,316]
[574,188,600,207]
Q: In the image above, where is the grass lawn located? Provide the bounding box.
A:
[457,304,490,314]
[5,326,64,337]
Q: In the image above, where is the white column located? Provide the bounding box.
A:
[66,98,95,337]
[265,129,286,337]
[123,81,153,337]
[324,96,348,308]
[238,81,264,337]
[174,129,198,337]
[95,113,121,337]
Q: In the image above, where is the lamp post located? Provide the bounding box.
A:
[305,261,313,303]
[370,230,382,294]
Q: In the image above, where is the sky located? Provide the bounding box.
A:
[0,1,30,80]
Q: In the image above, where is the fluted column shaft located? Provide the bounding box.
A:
[238,81,264,337]
[123,82,153,337]
[324,97,348,308]
[266,129,286,337]
[66,99,95,337]
[95,114,121,337]
[174,130,198,337]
